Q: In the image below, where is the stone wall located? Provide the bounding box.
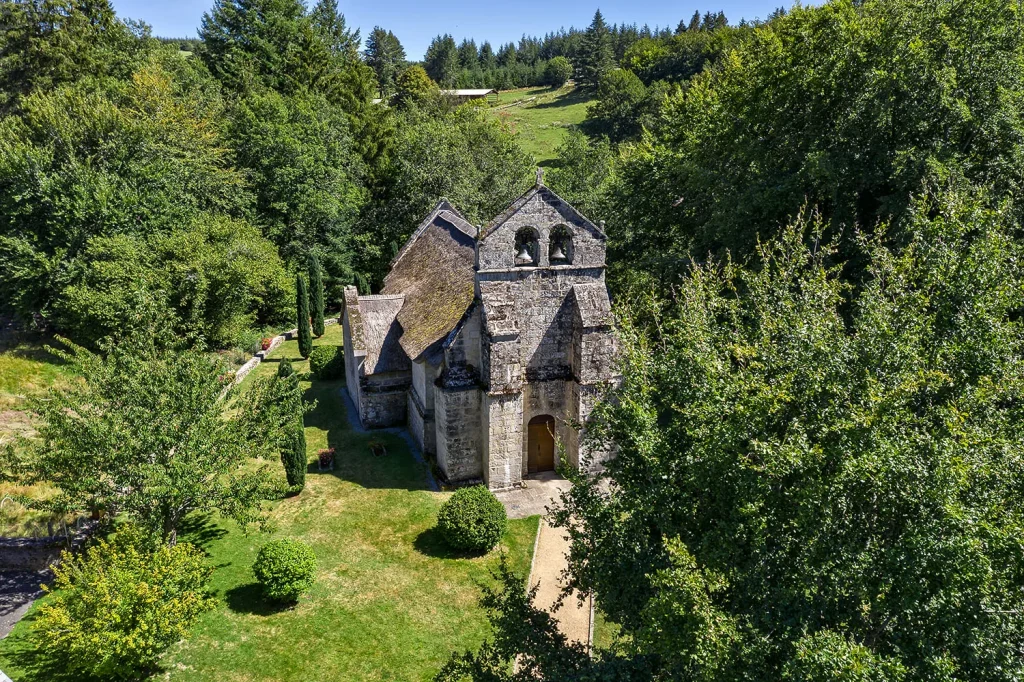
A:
[435,386,483,482]
[359,373,409,427]
[407,388,436,456]
[476,189,606,271]
[0,521,97,572]
[483,391,524,489]
[233,317,339,388]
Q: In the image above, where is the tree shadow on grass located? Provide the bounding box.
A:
[302,380,432,493]
[224,583,294,616]
[413,527,487,560]
[178,514,228,553]
[531,87,594,110]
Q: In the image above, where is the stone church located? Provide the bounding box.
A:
[341,174,617,490]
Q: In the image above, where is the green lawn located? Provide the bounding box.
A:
[0,325,540,682]
[491,85,594,166]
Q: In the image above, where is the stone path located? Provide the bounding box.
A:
[496,473,592,649]
[494,471,571,519]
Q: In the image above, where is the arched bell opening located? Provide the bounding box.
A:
[514,227,540,267]
[549,225,572,264]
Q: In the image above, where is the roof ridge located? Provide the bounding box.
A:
[389,199,468,272]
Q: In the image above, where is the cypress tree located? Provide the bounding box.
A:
[308,253,325,338]
[296,274,313,359]
[280,420,307,491]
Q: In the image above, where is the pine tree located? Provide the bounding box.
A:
[424,34,459,86]
[577,9,615,88]
[457,38,479,70]
[365,26,406,97]
[688,10,702,32]
[296,274,313,358]
[308,253,325,337]
[479,42,497,70]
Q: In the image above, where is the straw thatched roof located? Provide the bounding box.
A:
[382,202,478,362]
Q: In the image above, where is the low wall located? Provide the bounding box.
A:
[231,317,339,387]
[0,520,99,572]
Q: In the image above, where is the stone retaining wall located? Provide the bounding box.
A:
[231,317,339,387]
[0,520,99,572]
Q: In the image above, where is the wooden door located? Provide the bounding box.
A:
[527,415,555,473]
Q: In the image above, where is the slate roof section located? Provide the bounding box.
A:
[358,295,409,373]
[572,283,613,328]
[380,202,478,362]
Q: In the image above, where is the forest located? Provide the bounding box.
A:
[2,0,1024,680]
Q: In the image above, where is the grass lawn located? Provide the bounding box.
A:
[0,325,541,682]
[491,85,594,166]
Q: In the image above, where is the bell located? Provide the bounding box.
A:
[550,243,567,262]
[516,244,534,264]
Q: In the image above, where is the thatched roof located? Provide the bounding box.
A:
[358,295,409,373]
[381,202,477,362]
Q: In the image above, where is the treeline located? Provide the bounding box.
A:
[417,8,750,90]
[0,0,532,350]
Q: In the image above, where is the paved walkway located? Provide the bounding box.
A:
[0,571,45,639]
[494,471,571,519]
[497,473,592,648]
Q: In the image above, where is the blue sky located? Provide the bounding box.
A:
[111,1,792,60]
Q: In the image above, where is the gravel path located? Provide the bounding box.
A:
[528,519,591,647]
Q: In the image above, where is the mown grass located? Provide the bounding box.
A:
[491,85,594,166]
[0,326,540,682]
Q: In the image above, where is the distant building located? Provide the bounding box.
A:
[341,174,618,490]
[440,89,498,104]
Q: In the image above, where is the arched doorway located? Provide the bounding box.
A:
[527,415,556,474]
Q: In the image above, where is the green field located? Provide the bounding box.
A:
[0,324,540,682]
[491,85,594,166]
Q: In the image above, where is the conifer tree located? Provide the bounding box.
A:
[295,274,313,358]
[308,253,325,337]
[365,26,406,97]
[577,9,614,88]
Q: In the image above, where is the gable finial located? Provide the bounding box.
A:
[536,167,544,187]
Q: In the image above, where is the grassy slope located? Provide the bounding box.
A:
[0,325,540,682]
[0,341,74,536]
[491,85,593,166]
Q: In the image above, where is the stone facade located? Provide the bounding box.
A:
[341,179,618,490]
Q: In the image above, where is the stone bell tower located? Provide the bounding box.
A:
[471,171,617,489]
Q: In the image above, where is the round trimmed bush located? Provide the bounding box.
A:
[253,539,317,603]
[437,485,508,553]
[309,345,344,380]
